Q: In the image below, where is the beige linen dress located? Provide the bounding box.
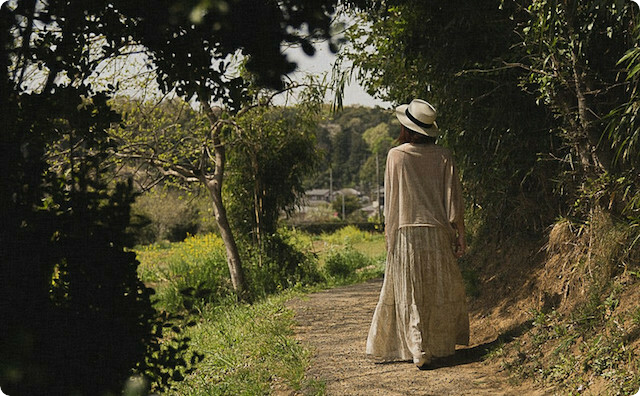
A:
[366,143,469,363]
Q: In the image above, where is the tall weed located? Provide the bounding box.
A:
[137,233,232,313]
[162,293,323,396]
[135,227,386,394]
[322,247,385,284]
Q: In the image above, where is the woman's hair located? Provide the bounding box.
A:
[398,125,436,145]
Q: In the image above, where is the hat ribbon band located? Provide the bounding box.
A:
[405,109,433,129]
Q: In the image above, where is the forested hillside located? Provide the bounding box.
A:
[308,106,396,192]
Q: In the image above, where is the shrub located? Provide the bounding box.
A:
[130,188,217,245]
[137,233,232,313]
[1,181,158,396]
[323,247,375,280]
[244,231,324,299]
[321,225,371,246]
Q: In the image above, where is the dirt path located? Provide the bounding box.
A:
[288,279,549,396]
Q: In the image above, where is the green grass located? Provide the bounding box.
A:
[321,247,385,285]
[163,291,324,396]
[135,227,385,394]
[136,233,232,312]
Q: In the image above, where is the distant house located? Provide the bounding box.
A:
[337,188,361,197]
[305,189,331,203]
[360,204,377,219]
[331,188,362,203]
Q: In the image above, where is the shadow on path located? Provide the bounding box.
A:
[423,320,534,370]
[291,279,550,395]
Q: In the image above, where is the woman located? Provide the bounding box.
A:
[366,99,469,369]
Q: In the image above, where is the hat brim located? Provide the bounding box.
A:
[395,104,439,137]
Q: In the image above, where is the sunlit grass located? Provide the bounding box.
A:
[164,291,324,396]
[135,227,385,394]
[136,233,231,312]
[308,225,386,265]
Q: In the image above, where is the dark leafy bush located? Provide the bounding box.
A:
[244,233,324,299]
[323,248,374,279]
[130,188,218,245]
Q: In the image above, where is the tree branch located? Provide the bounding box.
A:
[454,61,561,88]
[112,152,200,183]
[14,0,37,90]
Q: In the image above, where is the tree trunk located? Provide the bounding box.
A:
[570,48,612,175]
[197,93,249,300]
[564,1,612,175]
[202,143,249,301]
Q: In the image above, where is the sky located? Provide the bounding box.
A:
[284,42,392,109]
[103,39,393,109]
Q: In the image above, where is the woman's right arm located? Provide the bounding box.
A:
[452,221,466,258]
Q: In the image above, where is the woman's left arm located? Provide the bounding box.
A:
[446,155,466,258]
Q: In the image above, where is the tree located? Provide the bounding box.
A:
[309,106,395,191]
[0,2,156,393]
[1,0,370,391]
[359,122,394,217]
[112,96,252,297]
[227,104,322,244]
[108,0,369,299]
[332,193,363,220]
[344,0,640,227]
[519,0,637,174]
[113,90,324,297]
[515,0,640,220]
[225,102,324,294]
[112,87,322,299]
[343,1,567,233]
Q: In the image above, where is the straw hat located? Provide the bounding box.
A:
[395,99,439,137]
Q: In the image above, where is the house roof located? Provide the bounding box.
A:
[336,188,360,196]
[306,189,331,196]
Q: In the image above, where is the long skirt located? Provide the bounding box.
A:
[366,226,469,362]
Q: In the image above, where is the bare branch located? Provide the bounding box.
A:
[112,152,200,183]
[455,65,519,76]
[456,62,555,78]
[156,167,200,183]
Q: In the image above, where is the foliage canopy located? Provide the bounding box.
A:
[345,0,640,231]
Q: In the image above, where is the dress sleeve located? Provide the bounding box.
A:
[384,149,400,253]
[445,157,464,228]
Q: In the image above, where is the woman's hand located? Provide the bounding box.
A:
[454,235,466,258]
[451,222,466,258]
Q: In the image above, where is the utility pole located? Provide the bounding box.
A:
[329,166,333,201]
[376,153,382,223]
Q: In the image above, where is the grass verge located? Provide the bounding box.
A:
[163,290,324,396]
[135,226,385,394]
